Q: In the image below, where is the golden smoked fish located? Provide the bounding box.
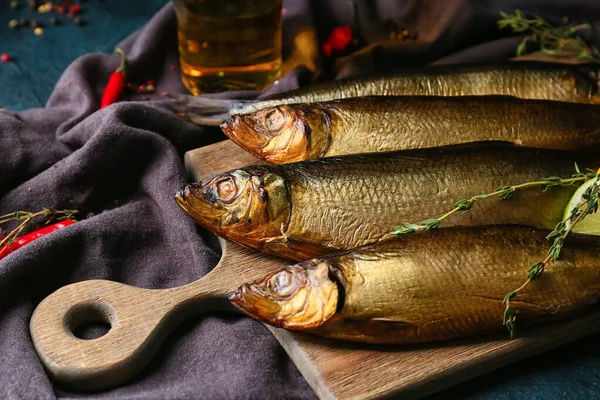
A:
[229,226,600,344]
[172,61,600,125]
[175,144,600,261]
[220,95,600,163]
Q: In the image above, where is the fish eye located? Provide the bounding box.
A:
[264,107,286,132]
[268,270,297,298]
[214,176,238,204]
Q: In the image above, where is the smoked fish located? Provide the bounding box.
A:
[175,144,599,261]
[220,95,600,164]
[229,226,600,344]
[172,62,600,125]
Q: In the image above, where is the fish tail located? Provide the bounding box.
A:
[166,93,255,125]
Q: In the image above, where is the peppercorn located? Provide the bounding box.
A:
[50,17,60,25]
[8,19,20,29]
[20,18,30,27]
[73,16,83,26]
[34,26,44,35]
[10,0,20,9]
[37,2,51,13]
[31,19,40,28]
[1,54,12,63]
[27,0,37,10]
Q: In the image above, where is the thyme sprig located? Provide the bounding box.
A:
[391,166,596,236]
[390,164,600,338]
[0,208,79,258]
[498,10,600,63]
[502,171,600,338]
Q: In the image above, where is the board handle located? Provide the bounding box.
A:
[28,277,226,391]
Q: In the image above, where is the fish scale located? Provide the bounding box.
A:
[177,144,600,261]
[301,226,600,343]
[176,62,600,127]
[275,146,594,254]
[320,95,600,157]
[235,63,600,115]
[221,93,600,166]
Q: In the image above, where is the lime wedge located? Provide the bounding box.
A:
[563,177,600,235]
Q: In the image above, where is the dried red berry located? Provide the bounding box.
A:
[1,54,12,63]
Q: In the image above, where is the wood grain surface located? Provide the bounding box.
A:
[184,139,600,400]
[29,236,290,391]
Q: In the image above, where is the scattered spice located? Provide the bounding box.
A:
[31,19,40,28]
[28,0,37,10]
[68,4,80,14]
[1,54,12,63]
[20,18,30,27]
[37,2,51,13]
[100,48,127,108]
[10,0,20,10]
[8,19,19,29]
[50,17,59,25]
[34,26,44,35]
[73,16,83,26]
[133,79,157,94]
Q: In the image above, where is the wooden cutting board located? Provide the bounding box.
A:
[184,139,600,400]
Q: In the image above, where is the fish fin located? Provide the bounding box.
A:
[306,317,421,344]
[185,113,231,126]
[166,93,255,126]
[261,237,342,261]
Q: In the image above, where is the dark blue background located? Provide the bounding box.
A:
[0,0,169,110]
[1,0,600,398]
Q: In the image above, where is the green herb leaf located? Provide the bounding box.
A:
[503,306,517,339]
[418,219,441,229]
[453,199,473,213]
[502,291,516,305]
[516,40,528,56]
[527,262,545,280]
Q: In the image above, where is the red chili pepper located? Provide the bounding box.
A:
[100,48,127,109]
[0,219,75,261]
[68,4,81,14]
[1,54,11,63]
[322,26,353,56]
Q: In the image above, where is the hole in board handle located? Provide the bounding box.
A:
[64,301,117,340]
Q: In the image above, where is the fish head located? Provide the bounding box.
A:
[230,261,339,329]
[220,105,331,164]
[175,167,291,241]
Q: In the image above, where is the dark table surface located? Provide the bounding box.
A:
[1,0,600,399]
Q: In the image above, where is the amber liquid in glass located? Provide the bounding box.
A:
[173,0,282,94]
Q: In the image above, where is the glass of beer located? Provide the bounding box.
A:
[172,0,283,94]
